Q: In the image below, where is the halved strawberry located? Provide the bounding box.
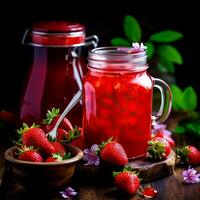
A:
[42,107,73,132]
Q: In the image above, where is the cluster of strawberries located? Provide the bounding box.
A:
[15,108,84,162]
[98,130,200,196]
[148,131,200,166]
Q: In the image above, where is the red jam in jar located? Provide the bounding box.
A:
[83,47,172,158]
[19,21,98,126]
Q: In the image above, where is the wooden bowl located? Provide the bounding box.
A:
[4,144,83,190]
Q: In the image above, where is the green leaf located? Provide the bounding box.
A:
[186,123,200,137]
[182,87,197,111]
[145,42,154,58]
[123,15,141,42]
[158,60,175,73]
[157,45,183,64]
[170,84,183,110]
[111,37,131,46]
[150,30,183,43]
[173,125,186,134]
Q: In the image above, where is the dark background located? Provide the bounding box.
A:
[0,0,199,113]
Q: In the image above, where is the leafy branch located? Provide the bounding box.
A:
[111,15,183,82]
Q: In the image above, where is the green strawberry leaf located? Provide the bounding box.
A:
[157,45,183,64]
[150,30,183,43]
[182,87,197,111]
[123,15,142,42]
[111,37,131,46]
[145,42,154,58]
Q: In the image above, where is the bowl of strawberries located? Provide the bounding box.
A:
[4,108,84,190]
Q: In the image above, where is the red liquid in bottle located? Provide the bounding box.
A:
[83,69,152,158]
[19,21,92,126]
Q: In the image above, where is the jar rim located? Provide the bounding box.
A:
[88,47,148,71]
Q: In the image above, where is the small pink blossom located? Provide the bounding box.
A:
[83,144,100,166]
[182,166,200,184]
[118,43,147,53]
[152,123,172,137]
[60,187,77,199]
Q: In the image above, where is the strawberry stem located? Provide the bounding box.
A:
[42,107,60,125]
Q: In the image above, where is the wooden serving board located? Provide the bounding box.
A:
[75,151,176,183]
[129,151,176,182]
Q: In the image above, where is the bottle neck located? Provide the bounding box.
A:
[88,47,148,73]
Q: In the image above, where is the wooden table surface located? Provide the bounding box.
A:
[0,135,200,200]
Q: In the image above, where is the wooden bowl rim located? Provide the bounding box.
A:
[4,144,83,166]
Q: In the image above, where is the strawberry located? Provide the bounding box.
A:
[147,137,171,160]
[45,152,71,162]
[51,141,66,156]
[17,146,43,162]
[45,153,63,162]
[42,107,73,132]
[99,138,128,166]
[62,126,85,150]
[113,166,140,195]
[17,123,55,156]
[176,145,200,165]
[154,132,175,147]
[56,128,69,143]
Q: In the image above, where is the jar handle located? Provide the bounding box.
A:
[152,78,172,125]
[84,35,99,48]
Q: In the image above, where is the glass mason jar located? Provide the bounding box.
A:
[19,21,98,126]
[83,47,172,159]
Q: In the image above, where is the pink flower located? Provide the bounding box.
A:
[118,43,147,53]
[182,166,200,184]
[60,187,77,199]
[152,123,172,137]
[83,144,100,166]
[132,42,147,52]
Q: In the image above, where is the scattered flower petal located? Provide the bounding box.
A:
[60,187,77,199]
[152,123,172,137]
[83,144,100,166]
[117,43,147,53]
[182,166,200,184]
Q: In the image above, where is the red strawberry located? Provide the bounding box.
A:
[42,107,73,132]
[70,127,85,150]
[147,137,171,160]
[154,132,175,147]
[56,128,69,143]
[99,138,128,166]
[51,141,66,156]
[17,146,43,162]
[113,166,140,195]
[17,123,55,156]
[45,153,63,162]
[45,152,71,162]
[62,126,85,150]
[176,145,200,165]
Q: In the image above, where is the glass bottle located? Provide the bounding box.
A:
[19,21,98,126]
[83,47,172,158]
